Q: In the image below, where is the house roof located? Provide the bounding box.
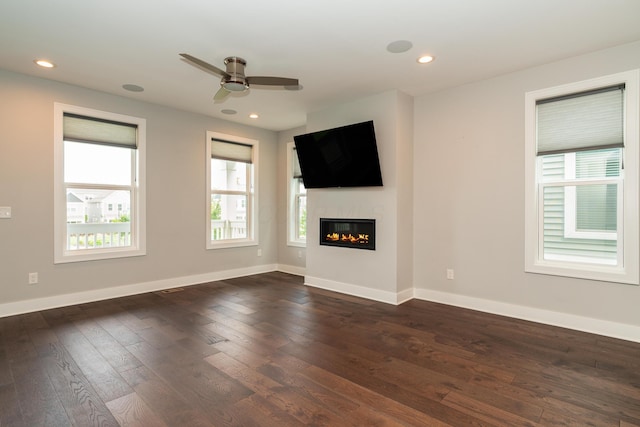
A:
[1,0,640,131]
[66,190,119,203]
[66,193,83,204]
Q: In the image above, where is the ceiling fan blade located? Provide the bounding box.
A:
[246,76,299,87]
[213,87,231,102]
[179,53,229,78]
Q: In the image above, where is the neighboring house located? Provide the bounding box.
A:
[101,191,130,222]
[66,190,130,224]
[65,192,84,223]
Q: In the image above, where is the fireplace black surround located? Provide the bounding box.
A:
[320,218,376,250]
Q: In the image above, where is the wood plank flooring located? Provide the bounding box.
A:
[1,271,639,426]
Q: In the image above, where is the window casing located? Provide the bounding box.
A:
[287,142,306,247]
[206,132,258,249]
[524,70,639,284]
[54,103,146,263]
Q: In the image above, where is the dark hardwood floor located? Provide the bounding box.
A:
[1,272,639,426]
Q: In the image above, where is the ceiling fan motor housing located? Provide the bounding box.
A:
[222,57,249,91]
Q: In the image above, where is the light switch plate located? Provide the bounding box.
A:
[0,207,11,219]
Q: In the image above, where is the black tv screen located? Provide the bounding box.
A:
[293,120,383,188]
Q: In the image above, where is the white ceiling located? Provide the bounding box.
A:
[2,0,640,131]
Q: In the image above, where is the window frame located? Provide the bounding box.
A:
[287,142,306,247]
[54,103,146,263]
[524,70,639,284]
[206,131,258,249]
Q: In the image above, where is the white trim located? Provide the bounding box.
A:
[276,263,306,276]
[53,103,146,264]
[396,287,415,305]
[413,288,640,344]
[0,264,278,319]
[304,275,402,305]
[3,274,638,344]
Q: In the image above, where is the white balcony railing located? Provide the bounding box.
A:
[67,220,246,250]
[67,222,131,250]
[211,220,246,240]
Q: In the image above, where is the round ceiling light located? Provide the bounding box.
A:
[34,59,55,68]
[249,113,259,119]
[221,109,237,115]
[417,55,435,64]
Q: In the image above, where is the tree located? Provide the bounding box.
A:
[211,200,222,220]
[111,214,130,223]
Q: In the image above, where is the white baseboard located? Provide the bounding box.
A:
[276,263,306,276]
[413,288,640,344]
[396,287,414,305]
[0,264,278,318]
[304,275,403,304]
[3,268,637,344]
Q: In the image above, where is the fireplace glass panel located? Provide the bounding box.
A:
[319,218,375,250]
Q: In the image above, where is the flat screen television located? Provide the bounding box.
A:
[293,120,383,188]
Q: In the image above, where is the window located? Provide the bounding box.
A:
[206,132,258,248]
[287,142,306,246]
[54,103,146,263]
[525,70,639,284]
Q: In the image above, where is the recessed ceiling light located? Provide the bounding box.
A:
[34,59,55,68]
[249,113,259,119]
[417,55,435,64]
[386,40,413,54]
[122,84,144,92]
[221,109,237,115]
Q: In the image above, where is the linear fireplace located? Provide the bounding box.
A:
[320,218,376,250]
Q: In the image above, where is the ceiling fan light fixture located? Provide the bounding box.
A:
[222,80,249,92]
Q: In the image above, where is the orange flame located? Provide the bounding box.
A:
[326,233,369,244]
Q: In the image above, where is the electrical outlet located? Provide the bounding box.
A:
[28,272,38,285]
[0,207,11,219]
[446,269,455,280]
[257,249,262,257]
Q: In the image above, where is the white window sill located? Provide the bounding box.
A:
[207,239,258,250]
[55,247,146,264]
[287,240,306,248]
[525,260,636,285]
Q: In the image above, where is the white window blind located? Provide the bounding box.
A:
[211,138,253,163]
[63,113,138,148]
[536,85,624,156]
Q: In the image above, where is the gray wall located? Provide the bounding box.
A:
[0,70,278,309]
[413,41,640,330]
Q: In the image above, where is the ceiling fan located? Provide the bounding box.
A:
[179,53,300,101]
